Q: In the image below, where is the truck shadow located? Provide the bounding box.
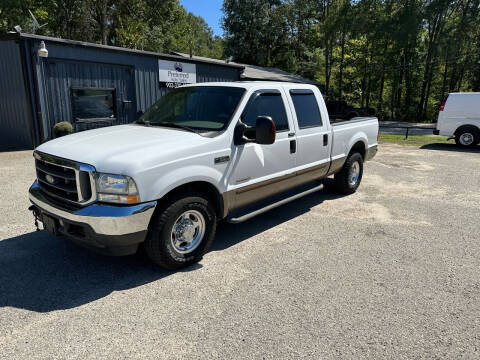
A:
[420,143,480,153]
[0,231,175,312]
[0,180,343,313]
[213,180,342,252]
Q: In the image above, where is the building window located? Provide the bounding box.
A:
[242,92,289,131]
[290,90,323,128]
[71,88,117,122]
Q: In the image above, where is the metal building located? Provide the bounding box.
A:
[0,33,243,150]
[172,52,324,88]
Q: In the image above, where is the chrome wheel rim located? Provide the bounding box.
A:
[348,161,360,187]
[171,210,206,254]
[459,133,474,146]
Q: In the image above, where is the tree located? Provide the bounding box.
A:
[222,0,283,65]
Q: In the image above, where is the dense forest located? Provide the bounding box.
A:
[1,0,479,122]
[223,0,480,122]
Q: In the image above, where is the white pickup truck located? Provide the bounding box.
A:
[29,82,378,269]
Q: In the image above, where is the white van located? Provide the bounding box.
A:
[434,93,480,147]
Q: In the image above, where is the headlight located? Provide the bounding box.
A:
[96,173,140,204]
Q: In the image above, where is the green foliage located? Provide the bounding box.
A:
[4,0,479,122]
[378,134,450,147]
[222,0,480,122]
[1,0,224,59]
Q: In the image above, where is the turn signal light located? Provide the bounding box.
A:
[98,193,140,204]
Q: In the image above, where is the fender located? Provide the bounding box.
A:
[147,164,225,201]
[346,131,368,156]
[327,131,368,177]
[454,124,480,135]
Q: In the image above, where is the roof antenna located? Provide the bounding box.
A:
[28,9,48,34]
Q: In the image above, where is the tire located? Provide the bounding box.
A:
[144,193,216,269]
[455,127,479,147]
[334,152,364,195]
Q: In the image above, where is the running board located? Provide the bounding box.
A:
[227,183,324,224]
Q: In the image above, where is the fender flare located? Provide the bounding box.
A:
[345,132,368,157]
[151,165,224,201]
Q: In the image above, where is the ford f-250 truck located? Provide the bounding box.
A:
[29,82,378,269]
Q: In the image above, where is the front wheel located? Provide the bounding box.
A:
[144,193,216,269]
[334,152,364,195]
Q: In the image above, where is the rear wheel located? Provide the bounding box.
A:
[455,127,479,147]
[334,152,364,195]
[145,193,216,269]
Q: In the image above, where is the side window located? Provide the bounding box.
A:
[290,90,322,128]
[242,92,289,131]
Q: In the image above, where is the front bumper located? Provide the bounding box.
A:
[29,181,156,255]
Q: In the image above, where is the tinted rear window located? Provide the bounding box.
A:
[290,91,322,128]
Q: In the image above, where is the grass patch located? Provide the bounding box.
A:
[379,133,451,147]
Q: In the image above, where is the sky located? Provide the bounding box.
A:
[180,0,224,36]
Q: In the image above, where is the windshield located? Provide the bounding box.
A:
[137,86,246,131]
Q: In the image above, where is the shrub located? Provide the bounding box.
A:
[53,121,73,138]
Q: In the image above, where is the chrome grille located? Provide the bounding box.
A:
[34,152,96,205]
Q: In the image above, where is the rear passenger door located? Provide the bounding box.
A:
[286,89,330,178]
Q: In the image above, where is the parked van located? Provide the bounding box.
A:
[434,93,480,147]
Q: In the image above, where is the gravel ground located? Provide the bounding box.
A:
[0,143,479,359]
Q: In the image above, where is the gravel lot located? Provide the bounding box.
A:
[1,143,479,359]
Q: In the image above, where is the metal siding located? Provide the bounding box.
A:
[0,40,34,150]
[1,38,241,146]
[43,60,136,135]
[40,41,240,113]
[134,61,166,113]
[197,63,240,83]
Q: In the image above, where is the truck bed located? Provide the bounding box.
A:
[330,117,379,162]
[330,116,378,126]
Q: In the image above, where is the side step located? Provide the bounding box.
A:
[227,183,324,224]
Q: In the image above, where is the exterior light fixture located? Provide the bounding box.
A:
[38,41,48,58]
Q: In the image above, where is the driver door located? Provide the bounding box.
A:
[227,89,296,210]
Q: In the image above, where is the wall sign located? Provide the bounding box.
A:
[159,60,196,87]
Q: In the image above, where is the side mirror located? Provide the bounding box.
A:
[234,116,276,145]
[255,116,276,145]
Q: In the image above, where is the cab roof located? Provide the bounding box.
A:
[182,81,320,90]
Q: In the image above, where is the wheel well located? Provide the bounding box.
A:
[159,181,224,218]
[349,141,366,160]
[454,125,480,136]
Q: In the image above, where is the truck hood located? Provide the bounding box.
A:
[35,124,218,173]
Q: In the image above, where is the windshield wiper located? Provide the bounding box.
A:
[154,122,200,134]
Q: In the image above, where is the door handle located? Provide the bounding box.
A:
[323,134,328,146]
[290,140,296,154]
[288,132,295,138]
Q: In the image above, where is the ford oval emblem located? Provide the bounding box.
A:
[45,174,56,184]
[174,62,183,72]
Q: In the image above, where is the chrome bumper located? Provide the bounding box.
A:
[29,180,156,236]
